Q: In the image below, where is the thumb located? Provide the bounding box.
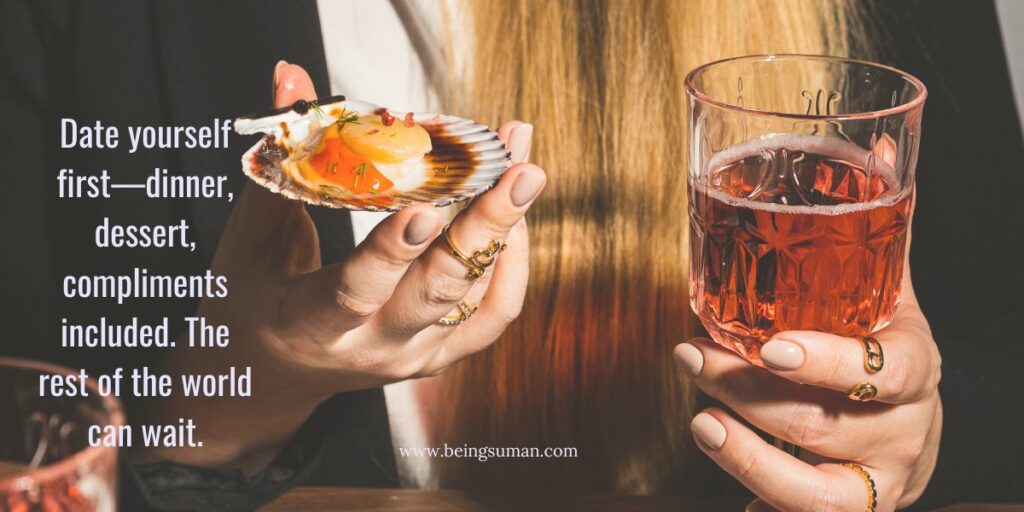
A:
[237,60,319,228]
[273,61,317,108]
[214,62,322,275]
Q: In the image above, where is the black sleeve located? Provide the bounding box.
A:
[0,0,62,358]
[868,1,1024,508]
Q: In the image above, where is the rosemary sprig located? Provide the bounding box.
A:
[334,108,360,131]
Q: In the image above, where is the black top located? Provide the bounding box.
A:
[0,0,1021,510]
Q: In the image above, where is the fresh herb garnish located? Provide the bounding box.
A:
[334,108,360,131]
[310,101,326,120]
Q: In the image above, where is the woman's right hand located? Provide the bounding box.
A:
[142,62,543,471]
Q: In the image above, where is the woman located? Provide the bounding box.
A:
[2,0,1020,510]
[147,2,940,510]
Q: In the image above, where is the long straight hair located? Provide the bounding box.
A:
[432,0,870,493]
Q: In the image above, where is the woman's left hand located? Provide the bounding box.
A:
[675,266,942,512]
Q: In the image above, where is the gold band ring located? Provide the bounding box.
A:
[437,300,477,326]
[848,382,878,401]
[856,335,884,373]
[441,224,507,279]
[841,462,878,512]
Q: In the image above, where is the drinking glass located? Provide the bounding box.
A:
[0,358,124,511]
[686,55,926,365]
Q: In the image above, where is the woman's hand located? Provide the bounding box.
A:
[675,264,942,511]
[141,62,544,471]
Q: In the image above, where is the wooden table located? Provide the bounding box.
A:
[263,487,1024,511]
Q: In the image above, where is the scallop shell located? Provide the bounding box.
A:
[234,95,511,211]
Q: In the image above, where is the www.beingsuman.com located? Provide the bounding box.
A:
[398,444,579,462]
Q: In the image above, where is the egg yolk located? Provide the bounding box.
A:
[301,123,393,195]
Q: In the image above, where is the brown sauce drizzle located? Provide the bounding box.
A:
[418,124,486,194]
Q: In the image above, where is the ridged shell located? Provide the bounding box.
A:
[234,96,511,211]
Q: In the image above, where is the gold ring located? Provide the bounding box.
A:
[442,224,507,279]
[848,382,878,401]
[856,335,884,373]
[437,300,477,326]
[841,462,878,512]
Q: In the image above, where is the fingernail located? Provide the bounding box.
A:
[673,343,704,377]
[510,167,545,207]
[745,500,773,512]
[404,211,439,245]
[509,123,533,163]
[760,339,805,371]
[691,412,726,451]
[273,60,288,89]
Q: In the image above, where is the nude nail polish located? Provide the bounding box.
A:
[760,340,805,371]
[691,412,727,451]
[510,168,545,206]
[404,211,439,245]
[673,343,704,377]
[509,123,533,163]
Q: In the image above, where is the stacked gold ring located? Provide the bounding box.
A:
[841,462,878,512]
[442,224,507,279]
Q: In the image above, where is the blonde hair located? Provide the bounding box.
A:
[433,0,868,493]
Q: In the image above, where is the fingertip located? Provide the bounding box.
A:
[745,499,776,512]
[497,120,525,142]
[508,164,547,207]
[690,409,728,451]
[401,206,443,247]
[509,162,546,181]
[673,342,704,378]
[759,337,806,372]
[508,123,533,163]
[273,63,317,107]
